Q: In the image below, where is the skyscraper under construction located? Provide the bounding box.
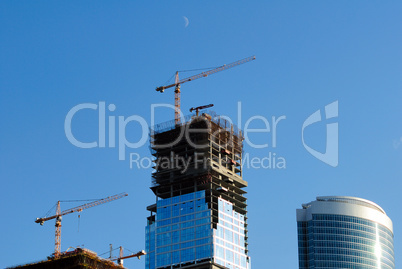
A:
[145,111,250,269]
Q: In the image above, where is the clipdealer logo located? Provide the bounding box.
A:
[64,101,339,169]
[302,101,339,167]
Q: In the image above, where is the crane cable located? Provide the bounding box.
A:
[98,246,121,258]
[178,65,220,73]
[41,198,102,218]
[42,203,58,218]
[163,65,221,85]
[77,214,80,233]
[60,198,100,202]
[124,247,139,255]
[98,246,139,258]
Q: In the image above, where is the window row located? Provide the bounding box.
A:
[157,191,206,208]
[156,245,212,267]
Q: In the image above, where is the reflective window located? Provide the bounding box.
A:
[146,191,250,269]
[297,214,395,269]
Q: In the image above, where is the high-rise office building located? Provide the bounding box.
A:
[296,196,394,269]
[146,112,250,269]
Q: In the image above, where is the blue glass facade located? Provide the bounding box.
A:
[214,197,249,269]
[146,191,250,269]
[297,202,395,269]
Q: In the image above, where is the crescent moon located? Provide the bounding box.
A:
[183,16,189,28]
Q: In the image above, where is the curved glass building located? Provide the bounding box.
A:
[296,196,394,269]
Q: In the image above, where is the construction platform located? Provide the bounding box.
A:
[7,248,125,269]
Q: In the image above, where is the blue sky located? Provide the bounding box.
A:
[1,1,401,268]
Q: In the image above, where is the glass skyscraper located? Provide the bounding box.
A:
[146,112,250,269]
[297,196,394,269]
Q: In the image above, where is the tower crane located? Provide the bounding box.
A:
[35,192,128,259]
[155,56,256,125]
[110,247,146,266]
[189,104,214,117]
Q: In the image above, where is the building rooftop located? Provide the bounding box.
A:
[7,248,125,269]
[150,110,243,138]
[302,196,386,215]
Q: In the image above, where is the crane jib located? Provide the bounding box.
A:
[154,55,255,125]
[156,55,255,93]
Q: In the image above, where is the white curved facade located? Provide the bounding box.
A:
[296,196,394,269]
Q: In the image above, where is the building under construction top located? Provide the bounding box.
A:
[7,248,126,269]
[146,111,250,269]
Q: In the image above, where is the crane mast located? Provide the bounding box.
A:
[156,55,256,125]
[55,201,61,257]
[174,71,180,126]
[35,192,128,258]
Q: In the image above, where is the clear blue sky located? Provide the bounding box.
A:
[1,1,401,268]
